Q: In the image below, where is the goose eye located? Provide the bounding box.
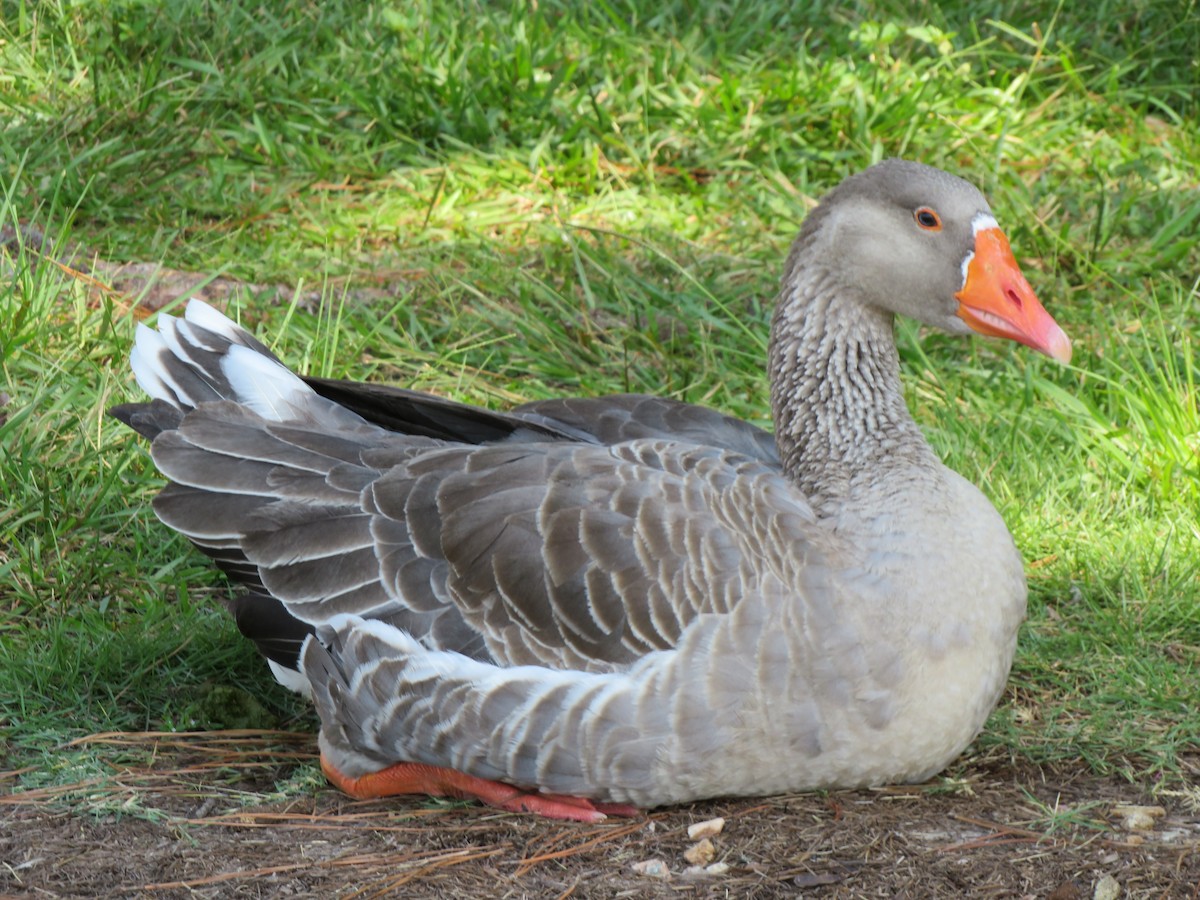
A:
[914,207,942,231]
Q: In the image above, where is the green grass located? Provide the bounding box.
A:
[2,0,1198,801]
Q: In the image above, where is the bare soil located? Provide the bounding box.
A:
[1,733,1197,899]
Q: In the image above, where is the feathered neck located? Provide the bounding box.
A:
[767,250,940,515]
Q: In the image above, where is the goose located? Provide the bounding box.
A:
[110,159,1071,822]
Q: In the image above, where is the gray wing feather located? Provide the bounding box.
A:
[149,388,792,676]
[143,400,481,655]
[515,395,780,464]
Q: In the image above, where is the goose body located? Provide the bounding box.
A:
[111,160,1070,819]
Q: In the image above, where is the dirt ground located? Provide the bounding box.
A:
[1,733,1197,899]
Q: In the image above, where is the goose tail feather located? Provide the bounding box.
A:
[128,300,313,422]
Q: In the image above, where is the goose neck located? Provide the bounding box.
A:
[768,267,938,510]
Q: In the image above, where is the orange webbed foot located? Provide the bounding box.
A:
[321,754,640,823]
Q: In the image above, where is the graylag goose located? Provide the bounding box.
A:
[110,160,1071,822]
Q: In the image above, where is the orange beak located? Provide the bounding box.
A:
[955,228,1071,364]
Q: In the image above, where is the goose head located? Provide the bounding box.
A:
[789,159,1071,363]
[770,160,1071,498]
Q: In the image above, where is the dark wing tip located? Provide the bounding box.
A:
[227,592,317,671]
[108,399,184,441]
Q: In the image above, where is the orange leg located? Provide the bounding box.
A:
[321,753,640,823]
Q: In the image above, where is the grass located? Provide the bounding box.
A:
[2,0,1198,808]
